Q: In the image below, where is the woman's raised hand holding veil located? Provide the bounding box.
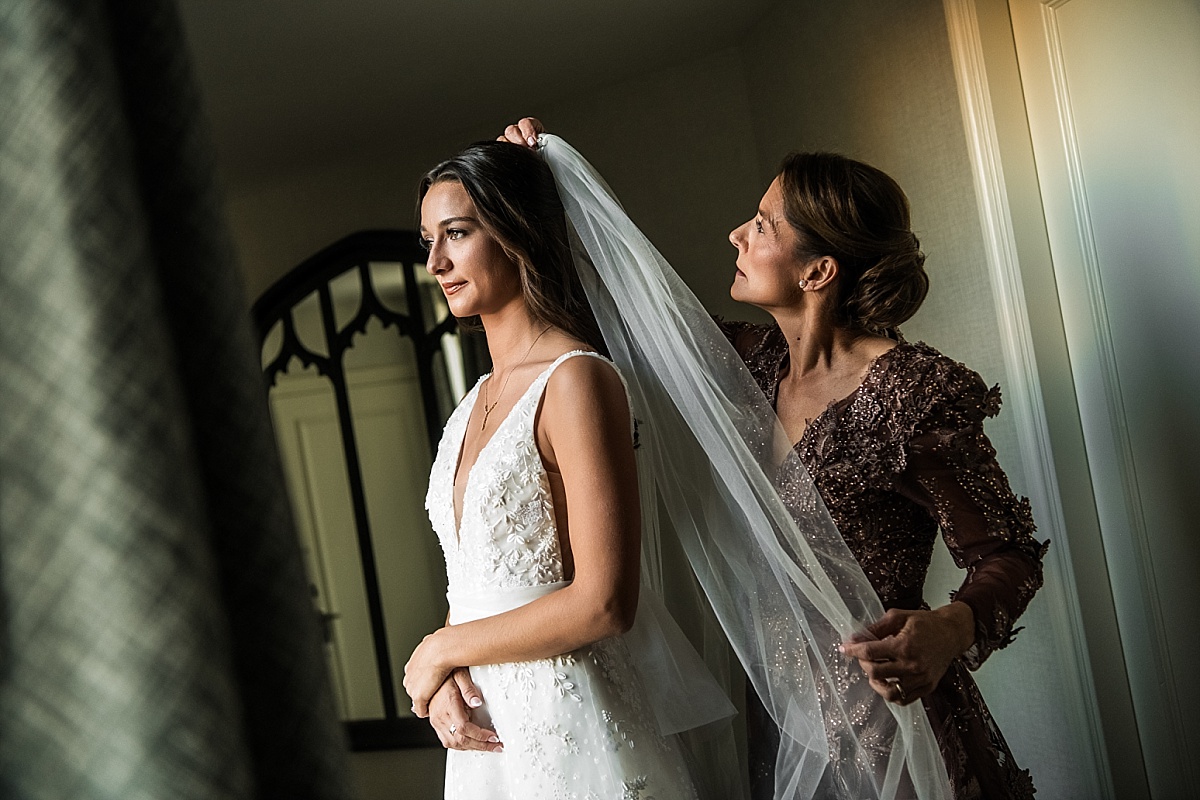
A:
[498,117,544,147]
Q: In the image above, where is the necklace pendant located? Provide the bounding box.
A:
[476,325,552,433]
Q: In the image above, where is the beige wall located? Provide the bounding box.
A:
[530,47,765,321]
[225,136,465,302]
[226,48,765,324]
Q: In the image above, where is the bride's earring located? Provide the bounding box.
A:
[798,279,808,289]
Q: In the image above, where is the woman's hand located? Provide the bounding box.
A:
[498,117,545,148]
[428,669,504,753]
[839,602,975,705]
[403,629,455,717]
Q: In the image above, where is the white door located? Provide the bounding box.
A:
[1009,1,1200,796]
[269,361,448,721]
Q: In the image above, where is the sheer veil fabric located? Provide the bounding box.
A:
[539,135,952,800]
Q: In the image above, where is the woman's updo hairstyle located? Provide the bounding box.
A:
[778,152,928,337]
[418,141,606,354]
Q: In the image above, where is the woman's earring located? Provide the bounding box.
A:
[798,279,808,289]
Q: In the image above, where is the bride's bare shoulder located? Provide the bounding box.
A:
[546,351,624,397]
[541,352,629,425]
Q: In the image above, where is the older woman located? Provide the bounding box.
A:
[717,148,1047,799]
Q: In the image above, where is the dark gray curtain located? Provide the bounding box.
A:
[0,1,356,798]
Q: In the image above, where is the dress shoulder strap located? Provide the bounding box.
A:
[539,349,612,380]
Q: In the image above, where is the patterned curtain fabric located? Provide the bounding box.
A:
[0,1,356,798]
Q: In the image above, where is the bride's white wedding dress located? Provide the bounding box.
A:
[426,350,699,800]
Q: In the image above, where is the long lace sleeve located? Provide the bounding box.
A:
[894,371,1049,669]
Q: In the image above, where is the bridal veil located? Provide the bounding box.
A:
[539,134,952,800]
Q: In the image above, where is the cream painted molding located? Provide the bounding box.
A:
[942,0,1110,796]
[1033,0,1191,789]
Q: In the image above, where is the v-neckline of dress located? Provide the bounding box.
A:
[450,373,540,543]
[448,349,595,543]
[774,341,903,451]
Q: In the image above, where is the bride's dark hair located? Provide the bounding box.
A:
[418,141,607,355]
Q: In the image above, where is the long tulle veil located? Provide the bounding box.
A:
[539,134,952,800]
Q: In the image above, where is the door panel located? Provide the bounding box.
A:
[1010,0,1200,795]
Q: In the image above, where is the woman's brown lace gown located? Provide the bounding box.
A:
[722,322,1048,800]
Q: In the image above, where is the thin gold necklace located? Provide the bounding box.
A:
[480,325,553,430]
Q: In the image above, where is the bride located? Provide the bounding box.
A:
[402,141,711,798]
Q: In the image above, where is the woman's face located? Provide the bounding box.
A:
[728,176,806,310]
[420,180,523,319]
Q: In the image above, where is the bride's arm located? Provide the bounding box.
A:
[404,355,641,716]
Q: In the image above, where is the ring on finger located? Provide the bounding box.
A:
[449,723,457,735]
[887,678,908,703]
